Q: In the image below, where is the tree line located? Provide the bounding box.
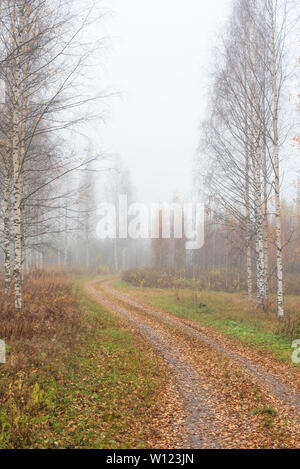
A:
[0,0,101,310]
[195,0,298,318]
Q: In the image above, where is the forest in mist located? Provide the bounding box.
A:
[0,0,299,451]
[2,0,299,315]
[0,0,299,318]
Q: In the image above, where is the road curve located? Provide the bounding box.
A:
[84,278,300,449]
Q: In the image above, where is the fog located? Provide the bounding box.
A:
[99,0,232,203]
[1,0,299,316]
[1,0,300,449]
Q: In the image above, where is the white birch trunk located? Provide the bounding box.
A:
[244,87,252,300]
[20,55,29,284]
[12,49,22,310]
[263,140,269,301]
[114,239,118,271]
[64,203,68,264]
[4,171,11,293]
[252,10,265,309]
[270,0,284,318]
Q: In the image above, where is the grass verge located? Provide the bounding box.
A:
[114,280,300,365]
[0,271,181,448]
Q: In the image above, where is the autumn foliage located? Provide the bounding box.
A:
[0,268,86,447]
[0,268,83,342]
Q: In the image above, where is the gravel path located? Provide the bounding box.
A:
[101,280,300,416]
[85,279,223,448]
[85,278,300,449]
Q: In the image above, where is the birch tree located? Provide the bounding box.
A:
[264,0,286,318]
[0,0,102,309]
[197,0,289,316]
[198,0,277,309]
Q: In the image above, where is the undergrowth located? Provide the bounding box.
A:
[115,279,300,364]
[0,269,176,448]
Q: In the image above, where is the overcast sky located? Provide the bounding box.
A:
[97,0,232,203]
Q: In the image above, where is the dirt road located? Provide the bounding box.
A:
[85,278,300,449]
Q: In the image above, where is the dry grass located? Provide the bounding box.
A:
[123,267,300,296]
[0,267,83,342]
[0,269,181,449]
[122,268,300,340]
[115,279,300,363]
[0,267,88,448]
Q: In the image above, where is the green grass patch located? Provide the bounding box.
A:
[251,407,278,416]
[34,281,167,449]
[114,281,299,365]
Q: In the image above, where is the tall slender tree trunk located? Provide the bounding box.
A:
[4,170,12,293]
[255,214,265,308]
[12,52,23,311]
[20,55,29,284]
[252,14,265,309]
[261,32,269,302]
[270,0,284,319]
[85,220,90,268]
[13,156,22,310]
[114,239,118,271]
[244,90,252,300]
[64,202,68,264]
[253,104,265,308]
[273,121,283,318]
[20,171,25,283]
[263,138,269,300]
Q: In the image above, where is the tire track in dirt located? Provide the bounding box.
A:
[85,279,226,448]
[101,279,300,417]
[85,278,300,448]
